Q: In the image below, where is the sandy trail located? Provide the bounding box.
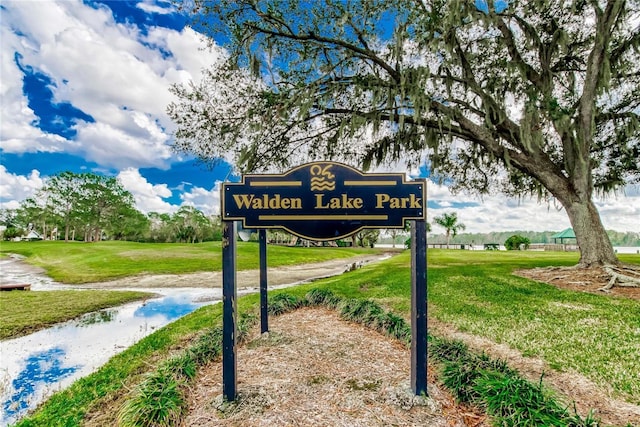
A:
[76,254,385,290]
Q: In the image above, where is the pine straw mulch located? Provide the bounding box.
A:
[183,307,487,427]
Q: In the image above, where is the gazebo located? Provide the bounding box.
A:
[551,228,576,244]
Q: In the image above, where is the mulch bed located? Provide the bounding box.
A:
[183,307,487,426]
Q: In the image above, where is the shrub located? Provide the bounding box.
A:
[504,235,531,250]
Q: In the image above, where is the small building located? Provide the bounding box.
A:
[24,230,43,241]
[551,228,576,244]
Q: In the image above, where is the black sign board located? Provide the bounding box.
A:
[222,162,425,241]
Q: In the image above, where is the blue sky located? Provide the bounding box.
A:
[1,0,638,234]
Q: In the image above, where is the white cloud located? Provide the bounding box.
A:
[180,182,222,216]
[117,168,175,214]
[0,166,44,209]
[136,0,174,15]
[1,0,223,169]
[426,180,640,233]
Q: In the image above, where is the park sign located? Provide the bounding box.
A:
[221,161,426,240]
[220,161,428,401]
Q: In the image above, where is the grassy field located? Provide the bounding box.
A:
[0,290,151,339]
[9,246,640,426]
[0,240,379,283]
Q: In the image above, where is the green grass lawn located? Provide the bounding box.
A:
[0,240,379,283]
[10,247,640,426]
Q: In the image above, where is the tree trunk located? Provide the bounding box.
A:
[564,197,618,267]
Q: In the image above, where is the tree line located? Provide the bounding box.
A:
[428,230,640,248]
[0,171,222,243]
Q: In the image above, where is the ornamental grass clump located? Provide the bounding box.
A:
[117,370,185,427]
[305,288,341,308]
[378,311,411,345]
[474,371,570,426]
[187,327,224,365]
[429,336,599,426]
[161,353,197,382]
[268,293,303,315]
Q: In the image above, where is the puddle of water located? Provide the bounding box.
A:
[0,292,219,426]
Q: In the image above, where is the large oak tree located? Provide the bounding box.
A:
[169,0,640,267]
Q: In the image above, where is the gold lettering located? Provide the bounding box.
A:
[376,193,421,209]
[315,193,363,209]
[268,194,279,209]
[410,194,422,209]
[233,194,302,209]
[252,196,264,209]
[315,194,328,209]
[233,194,254,209]
[376,194,390,208]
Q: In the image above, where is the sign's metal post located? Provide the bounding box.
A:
[222,220,237,401]
[259,229,268,333]
[411,211,428,395]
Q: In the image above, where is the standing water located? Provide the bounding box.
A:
[0,256,220,426]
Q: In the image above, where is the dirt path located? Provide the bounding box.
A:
[77,254,385,290]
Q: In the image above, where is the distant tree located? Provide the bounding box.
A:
[44,171,82,242]
[403,220,431,248]
[148,212,174,242]
[2,227,23,240]
[16,197,54,239]
[434,212,466,247]
[0,209,17,228]
[352,229,380,247]
[27,172,139,242]
[505,235,531,250]
[73,174,137,242]
[109,205,150,241]
[170,0,640,269]
[172,206,211,243]
[206,215,223,241]
[386,228,403,248]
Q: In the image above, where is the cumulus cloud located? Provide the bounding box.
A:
[0,166,44,209]
[136,0,174,15]
[1,0,223,169]
[180,181,222,216]
[117,168,175,214]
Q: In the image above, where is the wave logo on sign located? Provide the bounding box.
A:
[310,164,335,191]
